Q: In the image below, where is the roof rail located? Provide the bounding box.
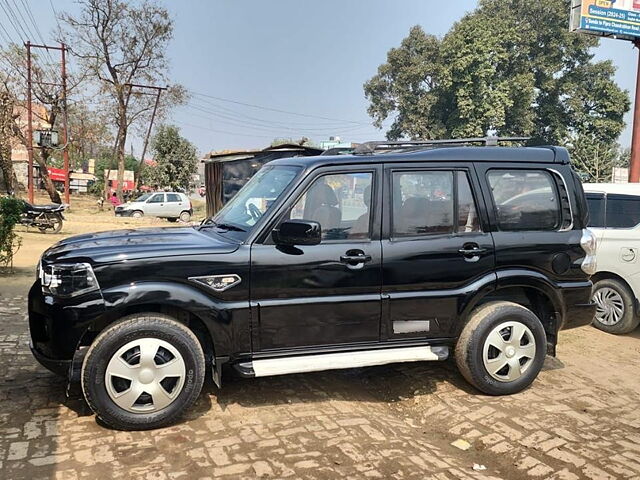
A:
[353,136,530,155]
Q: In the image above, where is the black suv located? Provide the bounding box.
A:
[29,139,597,430]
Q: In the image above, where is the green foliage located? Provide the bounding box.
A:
[364,0,630,149]
[0,196,23,268]
[140,125,198,191]
[568,136,628,183]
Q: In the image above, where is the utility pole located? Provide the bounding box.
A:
[24,42,71,203]
[60,42,70,204]
[25,41,34,203]
[124,83,167,165]
[630,40,640,183]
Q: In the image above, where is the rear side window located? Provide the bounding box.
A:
[391,170,480,237]
[487,170,560,231]
[586,193,605,228]
[166,193,181,202]
[606,194,640,228]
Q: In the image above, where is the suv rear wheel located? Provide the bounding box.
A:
[81,313,205,430]
[455,301,546,395]
[592,278,640,334]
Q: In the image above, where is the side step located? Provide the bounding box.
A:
[235,345,449,378]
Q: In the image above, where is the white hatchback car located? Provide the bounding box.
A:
[115,192,193,222]
[584,183,640,334]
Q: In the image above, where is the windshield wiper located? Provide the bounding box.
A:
[198,220,246,232]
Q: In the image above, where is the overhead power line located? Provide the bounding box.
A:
[180,102,373,136]
[189,90,370,125]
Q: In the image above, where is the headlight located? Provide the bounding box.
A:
[580,228,597,275]
[39,262,100,297]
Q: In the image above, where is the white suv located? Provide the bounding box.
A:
[584,183,640,334]
[115,192,193,222]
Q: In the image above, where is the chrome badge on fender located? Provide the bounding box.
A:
[189,274,241,292]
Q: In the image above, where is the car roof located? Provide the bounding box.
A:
[267,146,568,169]
[583,183,640,195]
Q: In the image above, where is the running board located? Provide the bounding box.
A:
[235,345,449,378]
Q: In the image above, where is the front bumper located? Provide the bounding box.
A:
[30,342,70,376]
[28,280,105,377]
[114,209,134,217]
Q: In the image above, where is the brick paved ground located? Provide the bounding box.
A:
[1,276,639,480]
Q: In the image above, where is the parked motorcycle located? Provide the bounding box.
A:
[21,201,66,234]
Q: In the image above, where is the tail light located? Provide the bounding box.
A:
[580,228,597,275]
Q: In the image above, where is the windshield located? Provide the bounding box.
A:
[134,193,152,202]
[204,165,301,239]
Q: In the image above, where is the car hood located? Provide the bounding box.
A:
[42,227,239,264]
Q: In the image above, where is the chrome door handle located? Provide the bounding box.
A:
[340,254,372,263]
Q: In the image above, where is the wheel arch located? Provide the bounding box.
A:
[76,281,248,363]
[459,284,560,355]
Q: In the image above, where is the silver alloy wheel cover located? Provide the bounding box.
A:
[593,287,625,326]
[105,338,186,413]
[482,321,536,383]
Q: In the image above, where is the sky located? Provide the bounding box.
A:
[5,0,640,156]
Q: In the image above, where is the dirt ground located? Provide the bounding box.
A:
[0,204,639,479]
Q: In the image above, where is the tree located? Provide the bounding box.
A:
[140,125,197,191]
[0,91,15,194]
[59,0,185,201]
[568,136,628,183]
[364,0,629,150]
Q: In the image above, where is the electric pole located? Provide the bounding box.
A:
[124,83,167,165]
[24,42,71,203]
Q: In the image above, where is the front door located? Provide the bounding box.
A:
[382,163,496,339]
[145,193,166,216]
[251,166,383,351]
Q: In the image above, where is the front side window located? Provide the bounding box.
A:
[606,194,640,228]
[586,193,605,228]
[148,194,165,203]
[487,170,560,231]
[208,165,301,240]
[288,172,373,241]
[392,170,454,237]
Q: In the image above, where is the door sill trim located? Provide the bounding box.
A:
[237,345,448,378]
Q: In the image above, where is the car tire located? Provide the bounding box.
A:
[132,210,143,218]
[179,211,191,222]
[455,301,546,396]
[81,313,205,431]
[592,278,640,335]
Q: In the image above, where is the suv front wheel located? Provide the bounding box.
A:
[81,313,205,430]
[455,301,546,395]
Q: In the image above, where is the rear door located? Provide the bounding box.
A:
[166,193,185,217]
[475,163,583,284]
[381,162,495,340]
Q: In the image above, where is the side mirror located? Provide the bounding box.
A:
[273,219,321,246]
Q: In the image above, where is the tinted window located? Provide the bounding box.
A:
[166,193,181,202]
[606,194,640,228]
[586,193,605,228]
[148,194,164,203]
[290,172,373,241]
[487,170,560,231]
[392,171,454,237]
[457,173,481,233]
